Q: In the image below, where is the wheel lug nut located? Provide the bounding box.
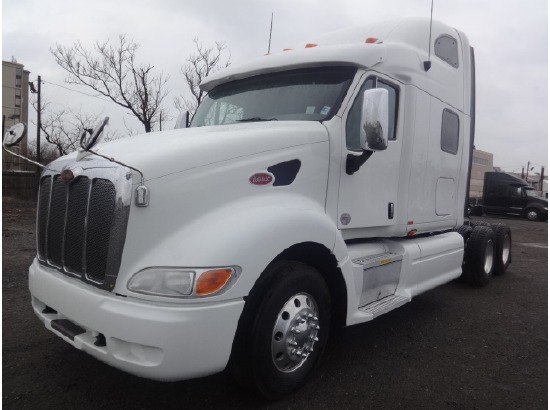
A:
[291,327,301,334]
[289,340,298,346]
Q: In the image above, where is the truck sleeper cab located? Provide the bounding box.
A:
[474,171,548,221]
[22,18,512,399]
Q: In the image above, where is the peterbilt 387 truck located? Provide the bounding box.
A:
[4,18,512,398]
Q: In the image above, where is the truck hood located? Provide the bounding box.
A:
[58,121,328,180]
[528,196,548,205]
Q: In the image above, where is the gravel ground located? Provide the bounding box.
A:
[2,197,547,409]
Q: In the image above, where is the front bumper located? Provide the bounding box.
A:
[29,259,245,381]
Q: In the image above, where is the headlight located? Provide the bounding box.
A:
[128,267,236,298]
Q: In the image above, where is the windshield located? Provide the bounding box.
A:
[191,66,357,127]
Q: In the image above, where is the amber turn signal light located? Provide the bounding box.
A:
[195,269,233,295]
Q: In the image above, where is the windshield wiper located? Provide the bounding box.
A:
[236,117,278,123]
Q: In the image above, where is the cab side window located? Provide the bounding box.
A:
[346,77,398,151]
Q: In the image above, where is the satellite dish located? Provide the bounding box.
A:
[3,123,27,147]
[80,116,109,151]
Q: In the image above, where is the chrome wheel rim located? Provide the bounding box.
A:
[484,239,494,274]
[527,210,538,221]
[271,292,320,373]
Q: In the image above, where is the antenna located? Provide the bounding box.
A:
[267,12,274,54]
[424,0,434,71]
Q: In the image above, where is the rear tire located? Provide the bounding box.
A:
[492,223,512,275]
[455,224,473,241]
[229,261,330,399]
[463,226,495,287]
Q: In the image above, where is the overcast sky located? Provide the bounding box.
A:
[3,0,548,173]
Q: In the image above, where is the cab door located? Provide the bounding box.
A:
[337,75,402,235]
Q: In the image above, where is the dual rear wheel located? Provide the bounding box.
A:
[460,222,512,286]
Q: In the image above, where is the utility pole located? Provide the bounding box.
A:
[526,161,530,182]
[540,166,545,191]
[29,76,42,173]
[36,75,41,168]
[521,167,525,179]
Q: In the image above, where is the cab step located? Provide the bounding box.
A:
[352,251,402,269]
[358,294,410,319]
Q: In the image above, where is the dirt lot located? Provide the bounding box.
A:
[2,197,548,409]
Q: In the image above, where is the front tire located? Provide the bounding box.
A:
[525,208,540,221]
[230,261,330,399]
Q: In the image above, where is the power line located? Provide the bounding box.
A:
[41,80,111,103]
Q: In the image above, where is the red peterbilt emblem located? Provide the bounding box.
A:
[249,172,273,186]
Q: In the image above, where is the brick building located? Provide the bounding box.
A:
[2,59,30,170]
[469,148,493,200]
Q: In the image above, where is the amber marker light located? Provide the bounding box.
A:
[365,37,378,43]
[195,268,234,296]
[305,43,318,48]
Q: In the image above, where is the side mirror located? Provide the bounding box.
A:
[80,117,109,151]
[3,122,46,170]
[175,111,190,129]
[3,123,27,147]
[360,88,389,151]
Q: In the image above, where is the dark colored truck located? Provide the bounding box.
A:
[471,172,548,221]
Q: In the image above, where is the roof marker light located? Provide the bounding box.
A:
[305,43,318,48]
[283,48,294,51]
[365,37,378,44]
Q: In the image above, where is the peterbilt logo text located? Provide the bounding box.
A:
[249,173,273,186]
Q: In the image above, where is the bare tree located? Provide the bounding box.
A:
[51,35,169,133]
[174,38,231,116]
[27,141,60,166]
[32,99,120,157]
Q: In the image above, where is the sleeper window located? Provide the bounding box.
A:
[441,109,459,155]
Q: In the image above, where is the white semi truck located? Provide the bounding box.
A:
[4,18,512,399]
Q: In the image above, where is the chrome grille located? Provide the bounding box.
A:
[37,161,131,291]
